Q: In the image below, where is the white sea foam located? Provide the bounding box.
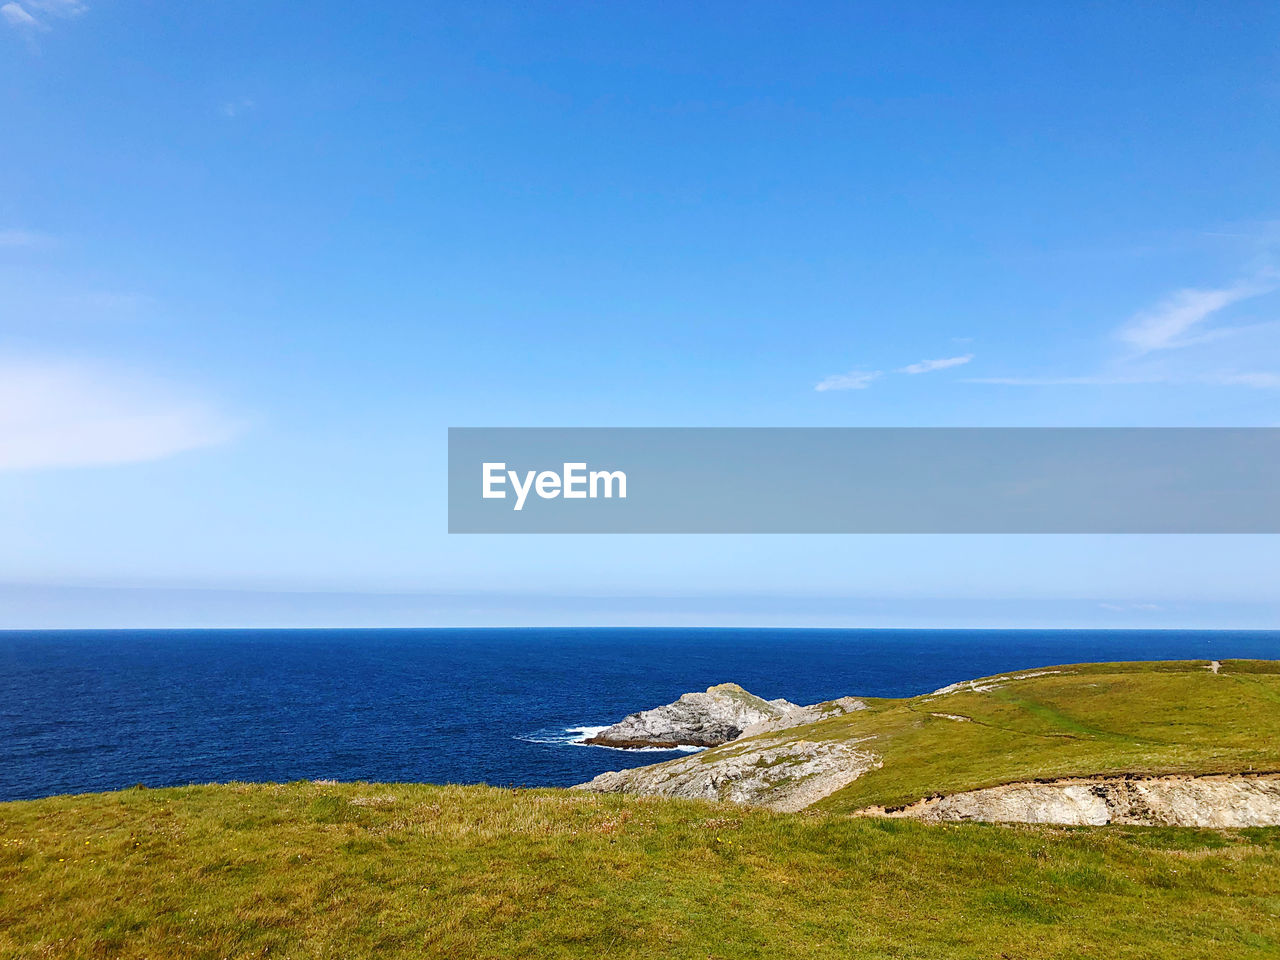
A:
[565,725,609,739]
[514,726,704,753]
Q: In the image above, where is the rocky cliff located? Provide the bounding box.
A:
[578,682,872,809]
[584,682,864,749]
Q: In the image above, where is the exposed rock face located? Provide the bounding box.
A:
[881,775,1280,827]
[584,683,804,749]
[577,738,881,813]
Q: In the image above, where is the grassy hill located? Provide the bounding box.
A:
[621,659,1280,813]
[3,660,1280,958]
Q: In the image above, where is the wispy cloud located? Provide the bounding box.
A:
[1117,281,1272,353]
[815,370,881,392]
[972,269,1280,390]
[898,354,973,375]
[0,3,37,27]
[0,360,241,472]
[2,0,86,31]
[816,351,976,392]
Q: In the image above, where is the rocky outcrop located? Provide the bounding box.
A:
[584,683,804,749]
[585,684,867,749]
[577,737,881,812]
[578,684,876,809]
[875,774,1280,827]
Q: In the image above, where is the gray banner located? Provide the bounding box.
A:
[447,428,1280,533]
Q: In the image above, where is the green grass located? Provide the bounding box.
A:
[5,659,1280,958]
[2,781,1279,959]
[687,660,1280,812]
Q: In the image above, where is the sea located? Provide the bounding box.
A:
[2,627,1279,803]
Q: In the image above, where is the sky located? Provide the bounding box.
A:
[2,1,1280,628]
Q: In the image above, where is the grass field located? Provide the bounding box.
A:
[4,783,1280,958]
[675,660,1280,812]
[4,660,1280,958]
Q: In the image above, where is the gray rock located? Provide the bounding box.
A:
[577,737,881,812]
[577,684,878,811]
[584,683,802,748]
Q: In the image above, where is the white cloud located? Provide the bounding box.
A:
[898,354,973,375]
[2,0,86,30]
[815,352,974,391]
[814,370,881,392]
[1,3,37,26]
[972,268,1280,390]
[0,360,240,472]
[1118,281,1271,353]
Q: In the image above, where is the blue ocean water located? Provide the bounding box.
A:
[2,628,1278,803]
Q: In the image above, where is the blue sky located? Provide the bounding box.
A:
[2,2,1280,627]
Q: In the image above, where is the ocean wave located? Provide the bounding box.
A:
[514,726,703,753]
